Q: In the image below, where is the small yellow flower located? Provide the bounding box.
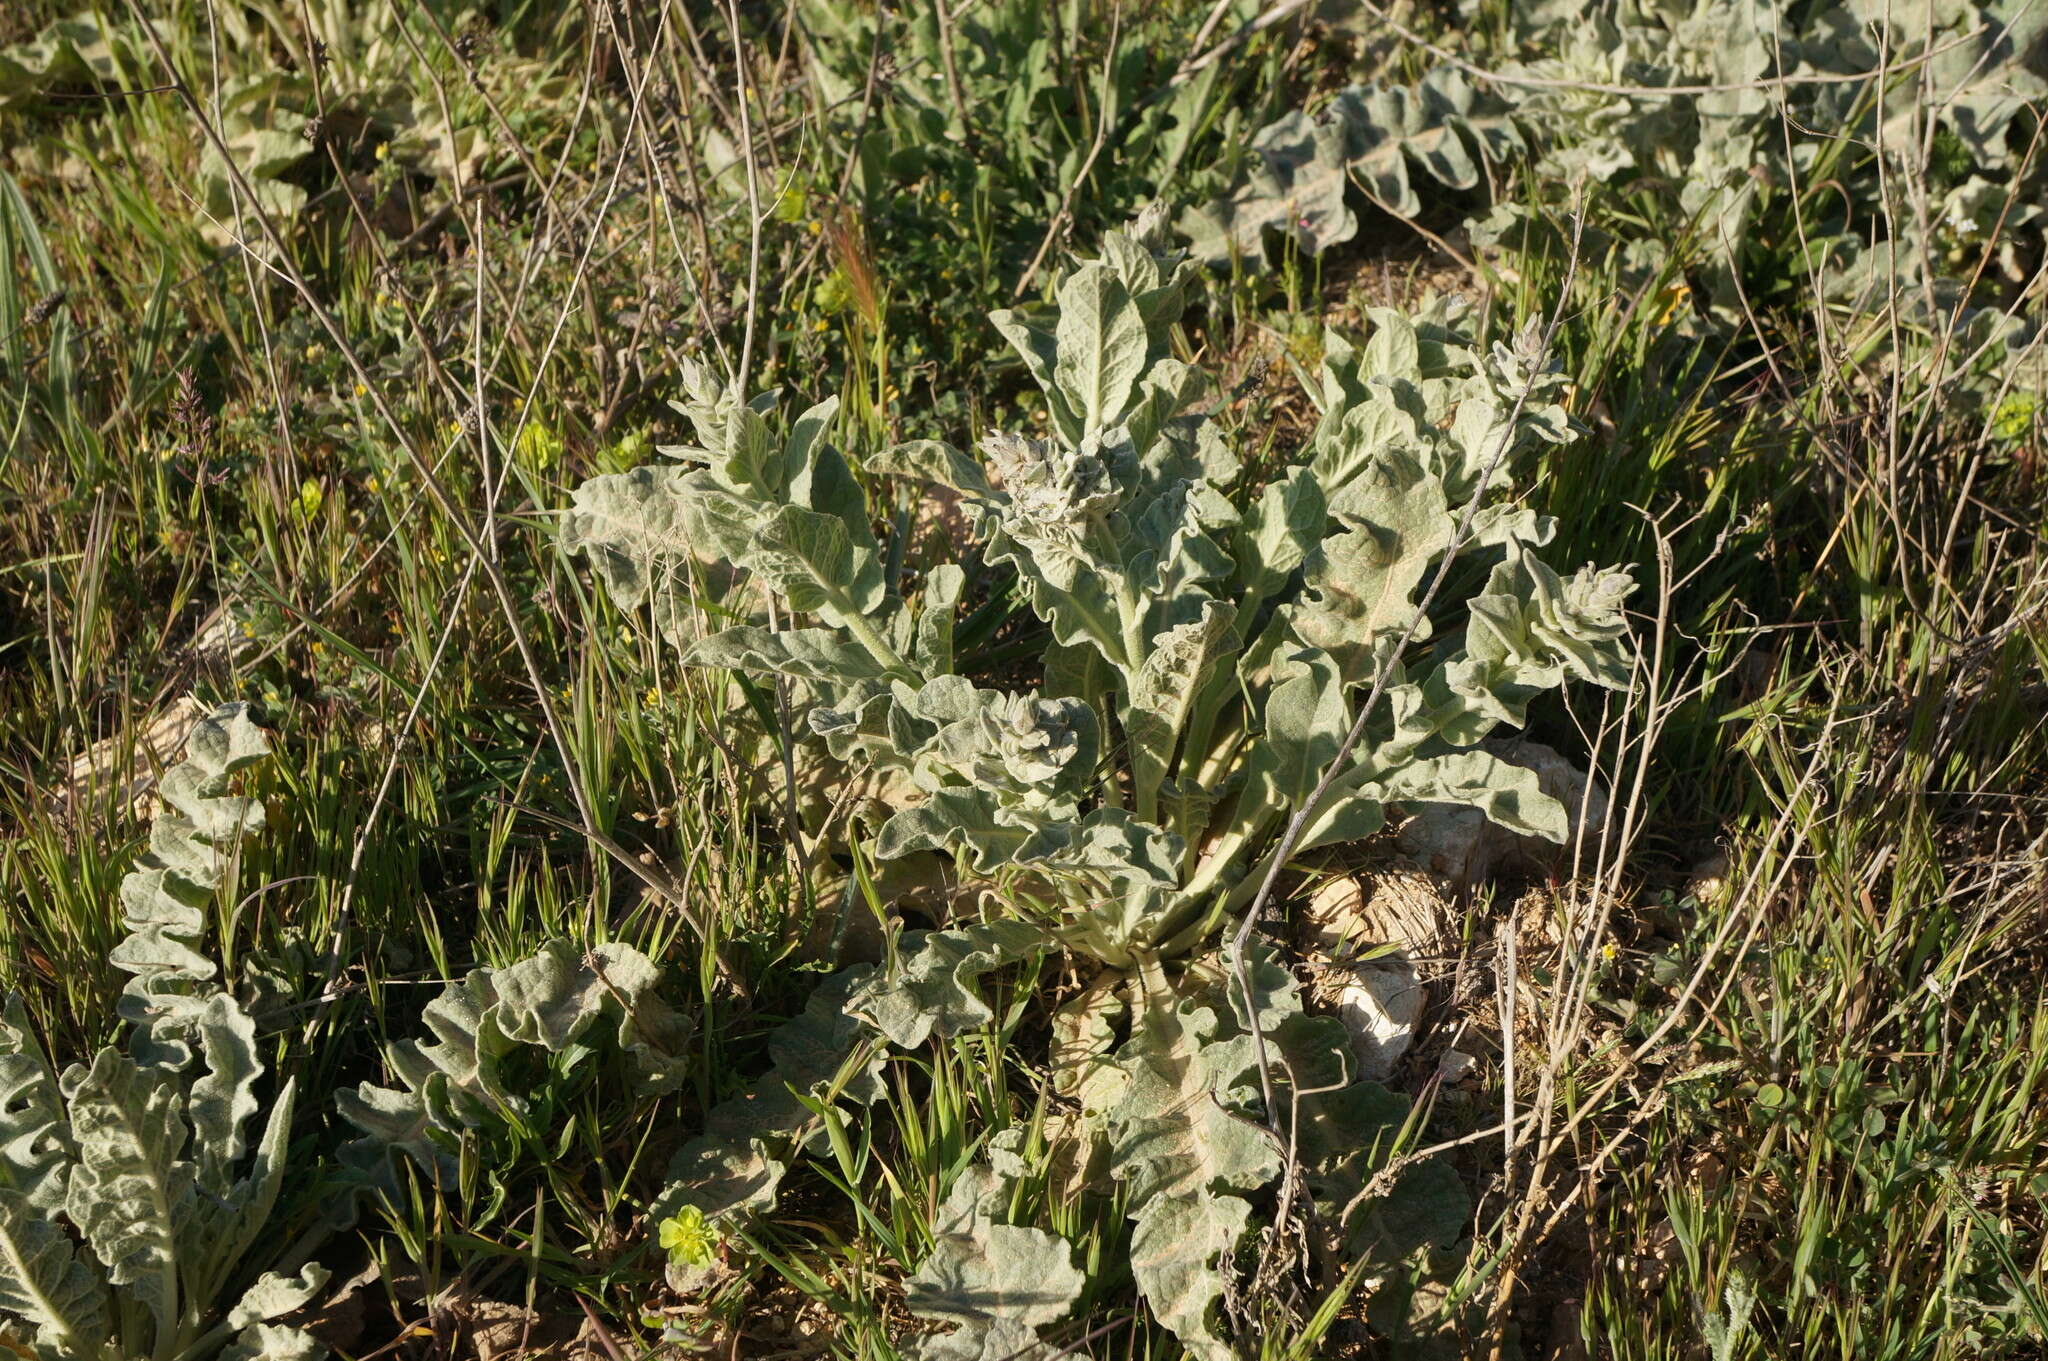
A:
[658,1206,718,1267]
[642,686,660,707]
[1600,942,1619,963]
[365,475,381,494]
[303,343,321,362]
[375,143,388,162]
[353,382,367,398]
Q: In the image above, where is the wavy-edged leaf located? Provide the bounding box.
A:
[1127,1190,1253,1361]
[108,703,270,1068]
[339,941,691,1187]
[0,1188,109,1361]
[744,504,887,627]
[1123,600,1238,815]
[226,1265,329,1329]
[868,440,995,498]
[63,1048,192,1338]
[900,1316,1054,1361]
[218,1322,322,1361]
[657,971,883,1229]
[913,566,964,676]
[989,310,1082,445]
[1290,451,1454,682]
[1373,748,1568,842]
[906,1164,1083,1328]
[1051,263,1148,434]
[559,465,755,615]
[0,998,67,1212]
[683,625,892,685]
[844,923,1055,1050]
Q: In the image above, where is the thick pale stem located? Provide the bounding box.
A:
[839,606,916,681]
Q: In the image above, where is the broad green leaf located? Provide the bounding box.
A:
[876,788,1043,872]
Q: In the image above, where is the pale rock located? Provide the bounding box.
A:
[1299,870,1452,1081]
[1436,1049,1477,1083]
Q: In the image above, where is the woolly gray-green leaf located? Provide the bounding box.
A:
[108,702,270,1068]
[559,465,756,616]
[1234,467,1326,608]
[1123,600,1238,815]
[744,503,887,627]
[657,971,883,1228]
[227,1265,329,1329]
[914,566,965,676]
[683,625,893,685]
[0,1188,109,1360]
[218,1322,322,1361]
[1234,650,1348,843]
[339,940,691,1187]
[868,439,995,498]
[1180,109,1353,263]
[0,998,67,1212]
[63,1048,193,1336]
[187,993,261,1187]
[1051,263,1148,434]
[1374,749,1570,843]
[1466,546,1637,691]
[899,1317,1054,1361]
[905,1164,1084,1328]
[844,923,1055,1050]
[1127,1191,1254,1361]
[989,310,1083,445]
[1290,451,1455,682]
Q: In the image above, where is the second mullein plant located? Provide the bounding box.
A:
[562,209,1636,1357]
